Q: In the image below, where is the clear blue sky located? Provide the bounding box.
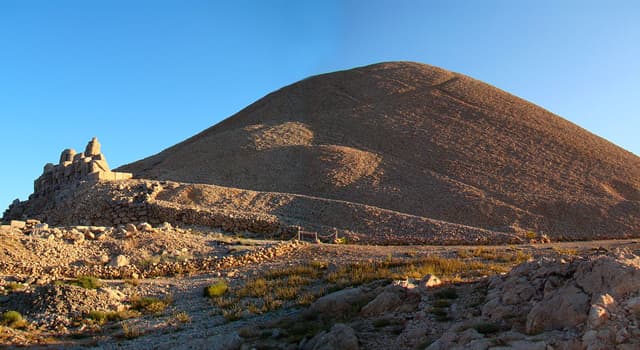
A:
[1,0,639,212]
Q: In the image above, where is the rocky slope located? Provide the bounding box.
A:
[119,61,640,240]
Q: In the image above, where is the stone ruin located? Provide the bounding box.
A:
[32,137,132,198]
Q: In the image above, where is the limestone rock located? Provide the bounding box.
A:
[109,255,129,267]
[304,323,358,350]
[625,296,640,315]
[10,220,26,229]
[189,332,243,350]
[69,230,85,243]
[310,287,371,319]
[420,274,442,289]
[99,255,110,264]
[124,223,137,234]
[525,284,589,334]
[360,291,402,317]
[137,222,153,232]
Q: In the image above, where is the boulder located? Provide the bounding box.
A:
[310,287,371,320]
[192,332,242,350]
[360,291,402,316]
[137,222,153,232]
[109,255,129,267]
[525,284,589,334]
[10,220,26,229]
[124,223,137,234]
[304,323,358,350]
[420,274,442,289]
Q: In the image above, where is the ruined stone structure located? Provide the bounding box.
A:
[33,137,132,197]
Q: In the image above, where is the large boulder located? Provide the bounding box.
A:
[309,287,372,320]
[525,284,589,334]
[360,279,421,316]
[303,323,358,350]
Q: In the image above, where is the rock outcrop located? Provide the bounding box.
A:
[429,250,640,349]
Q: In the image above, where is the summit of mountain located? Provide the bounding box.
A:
[119,61,639,239]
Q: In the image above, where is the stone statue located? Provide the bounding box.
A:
[85,137,101,157]
[59,149,76,164]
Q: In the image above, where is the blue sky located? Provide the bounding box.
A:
[1,0,639,212]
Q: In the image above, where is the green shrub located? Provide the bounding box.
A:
[87,310,121,324]
[204,281,228,298]
[174,311,191,323]
[1,310,27,329]
[5,282,26,292]
[131,295,172,314]
[72,276,102,289]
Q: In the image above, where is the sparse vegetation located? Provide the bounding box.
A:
[71,276,102,289]
[130,295,172,314]
[124,278,141,287]
[207,253,517,322]
[174,311,191,323]
[553,247,578,255]
[204,281,229,298]
[87,310,123,324]
[4,282,26,292]
[121,321,141,339]
[222,304,243,322]
[457,248,531,264]
[295,291,317,306]
[211,296,239,309]
[1,311,27,329]
[334,237,347,244]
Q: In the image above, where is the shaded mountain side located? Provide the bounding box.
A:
[119,61,640,238]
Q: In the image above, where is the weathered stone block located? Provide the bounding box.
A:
[10,220,26,229]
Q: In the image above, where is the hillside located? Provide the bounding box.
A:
[119,61,640,239]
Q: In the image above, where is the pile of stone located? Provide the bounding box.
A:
[0,218,113,243]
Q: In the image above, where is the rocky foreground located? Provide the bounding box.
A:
[1,217,640,349]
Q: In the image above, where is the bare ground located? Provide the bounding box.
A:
[2,221,640,349]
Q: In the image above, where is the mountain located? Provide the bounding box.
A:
[118,62,640,239]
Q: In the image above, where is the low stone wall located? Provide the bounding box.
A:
[3,179,299,239]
